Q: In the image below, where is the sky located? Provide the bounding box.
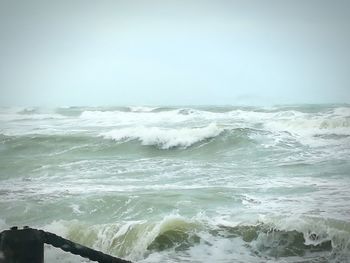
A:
[0,0,349,106]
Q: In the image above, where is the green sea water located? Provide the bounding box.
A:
[0,105,349,262]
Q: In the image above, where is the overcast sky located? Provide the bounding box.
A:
[0,0,349,106]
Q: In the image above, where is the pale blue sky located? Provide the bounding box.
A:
[0,0,349,106]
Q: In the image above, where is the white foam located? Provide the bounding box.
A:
[1,106,349,150]
[79,107,350,148]
[333,107,350,117]
[79,109,195,126]
[100,123,223,149]
[262,111,350,147]
[214,107,349,148]
[128,106,159,112]
[38,213,350,263]
[257,214,350,259]
[69,204,84,215]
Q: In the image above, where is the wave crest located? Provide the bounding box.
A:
[100,123,223,149]
[128,106,159,112]
[40,215,350,262]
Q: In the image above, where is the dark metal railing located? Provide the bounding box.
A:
[0,226,132,263]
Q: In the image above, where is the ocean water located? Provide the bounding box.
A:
[0,105,350,263]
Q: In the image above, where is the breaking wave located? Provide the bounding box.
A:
[2,106,350,148]
[100,123,223,149]
[128,106,159,112]
[1,105,350,263]
[38,215,350,262]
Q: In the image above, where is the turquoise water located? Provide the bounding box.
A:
[0,105,350,262]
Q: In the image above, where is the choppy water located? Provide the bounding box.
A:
[0,105,350,262]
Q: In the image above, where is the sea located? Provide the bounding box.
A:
[0,104,349,263]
